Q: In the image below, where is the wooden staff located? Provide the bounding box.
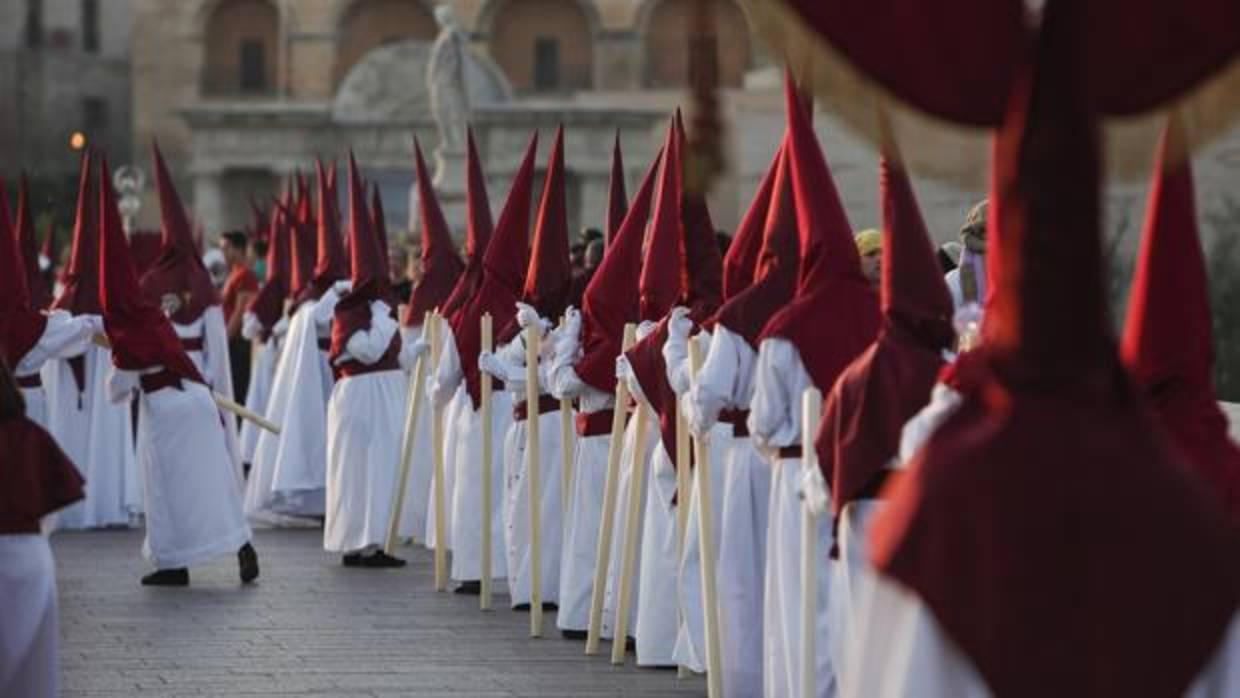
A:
[610,396,650,664]
[800,388,823,698]
[429,312,448,591]
[585,323,637,655]
[525,324,545,636]
[689,337,722,698]
[480,314,494,610]
[558,318,574,519]
[384,311,432,554]
[675,362,693,679]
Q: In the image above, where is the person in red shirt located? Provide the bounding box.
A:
[220,230,259,407]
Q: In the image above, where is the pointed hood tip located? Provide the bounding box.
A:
[879,151,955,335]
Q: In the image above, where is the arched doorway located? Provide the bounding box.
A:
[335,0,438,86]
[203,0,280,96]
[488,0,594,93]
[644,0,750,89]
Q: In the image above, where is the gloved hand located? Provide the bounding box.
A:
[636,320,658,342]
[563,306,582,336]
[408,339,429,361]
[332,279,353,296]
[682,393,709,439]
[667,306,692,341]
[799,465,830,518]
[272,315,290,339]
[241,312,262,341]
[615,354,634,384]
[478,350,506,378]
[515,302,551,334]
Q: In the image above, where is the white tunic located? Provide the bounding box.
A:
[16,311,97,430]
[749,338,837,698]
[323,301,406,553]
[428,326,509,582]
[395,324,434,542]
[0,535,59,698]
[238,312,288,467]
[43,330,141,530]
[248,292,337,518]
[173,306,243,482]
[108,366,251,569]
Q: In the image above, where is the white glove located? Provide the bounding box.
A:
[799,465,830,518]
[408,339,429,361]
[370,299,392,318]
[241,312,262,341]
[636,320,658,342]
[478,350,506,379]
[332,279,353,296]
[615,354,634,384]
[682,393,709,439]
[667,306,692,341]
[515,302,551,334]
[272,315,290,339]
[563,306,582,336]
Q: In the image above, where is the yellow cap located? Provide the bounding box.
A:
[854,228,881,257]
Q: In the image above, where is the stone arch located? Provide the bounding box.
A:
[334,0,438,87]
[641,0,751,89]
[202,0,280,95]
[485,0,595,93]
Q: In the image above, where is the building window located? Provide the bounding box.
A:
[533,38,560,91]
[82,97,108,131]
[82,0,100,53]
[239,40,267,91]
[25,0,44,48]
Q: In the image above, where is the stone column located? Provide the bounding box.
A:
[192,171,226,240]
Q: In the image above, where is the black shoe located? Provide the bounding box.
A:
[141,568,189,586]
[238,543,259,584]
[560,629,587,641]
[453,580,481,595]
[545,602,558,611]
[513,603,531,612]
[360,551,406,568]
[342,553,363,567]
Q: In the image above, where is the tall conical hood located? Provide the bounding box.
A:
[141,141,218,323]
[15,176,52,308]
[97,156,202,384]
[1121,118,1240,517]
[640,117,683,322]
[246,203,291,334]
[675,110,723,322]
[405,137,465,325]
[451,132,538,408]
[329,154,396,364]
[441,128,495,320]
[575,147,663,393]
[722,140,782,301]
[299,157,349,303]
[52,151,102,316]
[605,131,628,245]
[879,147,955,345]
[515,125,572,332]
[0,177,47,367]
[287,186,316,303]
[370,184,390,269]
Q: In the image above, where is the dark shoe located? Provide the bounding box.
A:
[342,553,363,567]
[141,568,189,586]
[238,543,259,583]
[560,629,587,641]
[513,603,531,612]
[360,551,406,568]
[453,580,481,595]
[545,602,558,611]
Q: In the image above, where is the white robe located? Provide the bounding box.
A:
[424,384,467,550]
[428,325,509,582]
[1221,401,1240,443]
[43,325,141,530]
[395,324,434,542]
[749,338,836,698]
[546,347,615,632]
[109,366,252,570]
[488,332,564,607]
[173,307,242,482]
[248,293,337,517]
[15,310,97,430]
[323,301,405,554]
[238,312,288,467]
[0,535,59,698]
[677,326,767,694]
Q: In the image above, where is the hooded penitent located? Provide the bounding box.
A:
[287,184,317,305]
[329,154,400,372]
[139,143,219,324]
[53,153,102,318]
[575,148,662,394]
[815,144,955,521]
[293,159,349,306]
[675,110,724,324]
[450,133,537,409]
[605,131,628,246]
[719,139,780,305]
[499,125,572,343]
[97,156,203,385]
[370,184,390,283]
[0,178,48,369]
[870,3,1240,696]
[15,176,53,309]
[245,204,291,341]
[441,129,494,322]
[1120,119,1240,520]
[757,69,881,394]
[404,138,465,326]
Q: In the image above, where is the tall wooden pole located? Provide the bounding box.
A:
[689,337,722,698]
[479,314,494,610]
[676,387,693,679]
[384,311,432,554]
[800,388,823,698]
[429,312,448,591]
[610,400,650,664]
[526,324,544,637]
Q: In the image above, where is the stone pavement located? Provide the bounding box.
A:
[53,529,707,697]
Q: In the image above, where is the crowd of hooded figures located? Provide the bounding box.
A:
[6,21,1240,697]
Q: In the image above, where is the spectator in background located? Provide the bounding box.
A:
[220,230,258,403]
[250,237,269,282]
[855,228,882,288]
[390,243,414,303]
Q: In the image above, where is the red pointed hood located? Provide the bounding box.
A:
[41,219,56,278]
[1121,119,1240,518]
[330,154,394,363]
[451,132,537,408]
[0,177,47,368]
[369,184,390,270]
[287,186,316,304]
[574,147,662,393]
[140,142,219,324]
[675,112,723,323]
[758,77,881,392]
[15,176,52,309]
[405,138,465,325]
[721,141,782,304]
[52,152,102,316]
[245,203,291,335]
[441,129,495,321]
[605,131,628,245]
[872,4,1240,696]
[640,118,683,322]
[296,158,349,304]
[97,156,202,384]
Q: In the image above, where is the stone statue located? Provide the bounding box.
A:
[427,5,470,155]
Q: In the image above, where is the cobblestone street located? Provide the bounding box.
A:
[53,529,706,697]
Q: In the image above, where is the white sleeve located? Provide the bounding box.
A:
[687,328,740,435]
[1186,613,1240,698]
[312,289,340,330]
[16,311,98,375]
[428,329,463,408]
[747,339,812,452]
[339,303,399,366]
[545,324,586,400]
[616,354,648,407]
[663,327,702,397]
[241,312,262,341]
[105,366,139,404]
[896,384,964,468]
[489,334,528,393]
